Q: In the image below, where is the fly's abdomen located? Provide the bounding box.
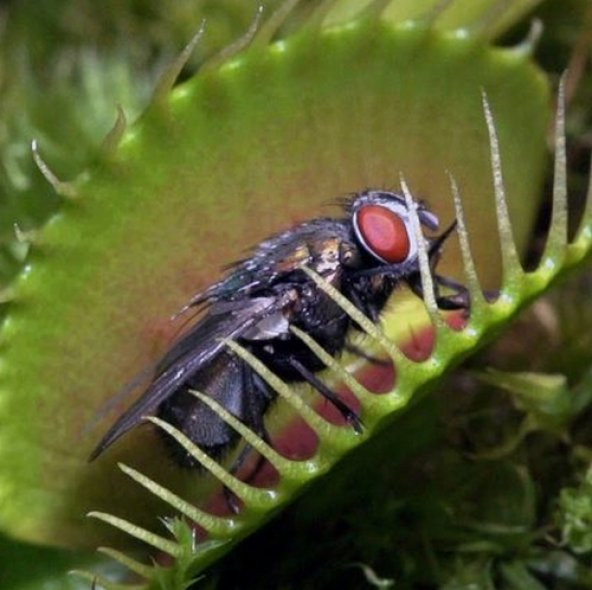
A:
[157,353,245,467]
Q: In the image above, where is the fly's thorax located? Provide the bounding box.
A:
[272,243,311,274]
[310,236,341,275]
[340,260,402,322]
[290,278,349,337]
[368,272,400,311]
[338,240,363,268]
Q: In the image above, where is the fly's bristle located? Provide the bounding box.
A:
[202,7,264,73]
[118,462,240,537]
[147,416,277,511]
[87,511,182,557]
[31,140,79,200]
[481,90,523,283]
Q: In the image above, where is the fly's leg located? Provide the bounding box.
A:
[222,432,271,514]
[434,274,471,310]
[409,219,472,311]
[239,371,274,484]
[344,283,380,323]
[343,342,390,366]
[420,273,498,310]
[223,365,273,514]
[434,274,498,304]
[408,272,471,311]
[287,357,363,433]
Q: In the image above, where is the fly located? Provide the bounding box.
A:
[90,190,468,470]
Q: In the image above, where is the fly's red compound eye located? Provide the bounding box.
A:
[355,204,411,263]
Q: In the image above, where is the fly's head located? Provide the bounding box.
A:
[341,190,451,314]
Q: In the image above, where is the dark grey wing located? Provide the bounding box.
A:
[89,296,275,460]
[173,219,344,316]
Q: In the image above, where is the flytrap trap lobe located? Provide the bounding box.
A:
[90,189,466,490]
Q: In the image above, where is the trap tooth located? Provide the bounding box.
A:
[420,0,457,27]
[97,546,155,579]
[448,173,487,314]
[252,0,302,48]
[482,91,523,286]
[579,158,592,243]
[201,7,264,74]
[300,264,446,384]
[510,19,544,57]
[225,339,358,452]
[555,83,592,268]
[118,462,240,538]
[87,511,182,557]
[288,325,411,431]
[289,325,385,415]
[307,0,342,30]
[400,176,445,330]
[100,106,128,156]
[359,0,393,20]
[301,266,410,368]
[188,389,316,481]
[153,23,206,102]
[541,74,568,267]
[31,140,79,200]
[148,416,278,511]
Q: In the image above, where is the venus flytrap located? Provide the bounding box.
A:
[83,85,591,588]
[0,1,576,589]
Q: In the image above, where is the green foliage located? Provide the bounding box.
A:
[560,464,592,555]
[0,532,119,590]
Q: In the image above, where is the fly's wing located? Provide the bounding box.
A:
[173,219,343,316]
[89,296,275,460]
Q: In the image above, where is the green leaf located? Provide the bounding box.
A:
[5,2,592,588]
[559,465,592,555]
[0,532,120,590]
[0,13,552,553]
